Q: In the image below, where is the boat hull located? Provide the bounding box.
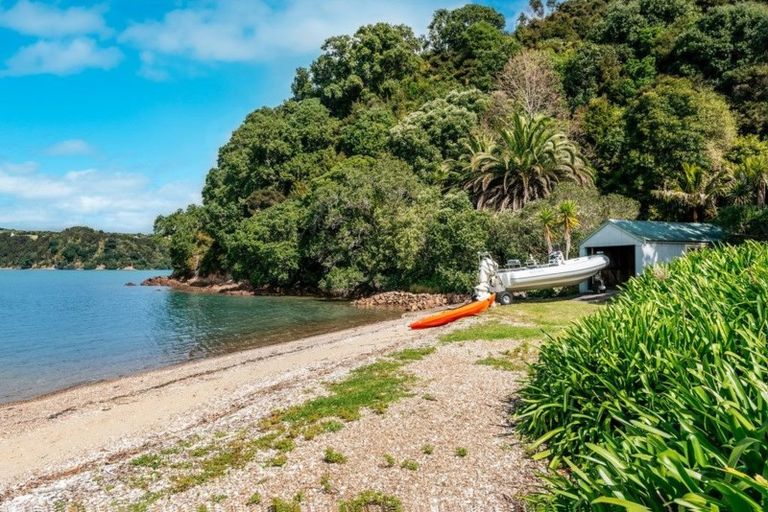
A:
[496,255,609,292]
[409,294,495,329]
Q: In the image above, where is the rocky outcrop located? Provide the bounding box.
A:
[352,291,469,311]
[141,275,254,296]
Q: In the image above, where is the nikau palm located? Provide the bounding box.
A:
[463,114,591,211]
[652,163,730,222]
[538,206,557,254]
[557,200,579,259]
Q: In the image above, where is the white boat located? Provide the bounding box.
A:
[474,252,609,303]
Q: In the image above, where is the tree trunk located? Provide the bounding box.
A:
[758,181,766,208]
[692,208,699,223]
[544,231,552,254]
[564,229,571,259]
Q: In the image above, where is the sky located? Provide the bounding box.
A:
[0,0,526,233]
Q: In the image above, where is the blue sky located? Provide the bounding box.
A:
[0,0,526,233]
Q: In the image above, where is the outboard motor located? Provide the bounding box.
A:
[474,252,501,300]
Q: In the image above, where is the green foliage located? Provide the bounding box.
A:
[0,226,169,270]
[621,77,736,207]
[517,242,768,510]
[293,23,423,116]
[322,447,347,464]
[225,201,303,288]
[389,89,489,183]
[338,490,403,512]
[304,156,437,295]
[462,114,591,211]
[426,5,519,90]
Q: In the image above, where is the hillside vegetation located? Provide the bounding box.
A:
[156,0,768,295]
[0,226,170,270]
[518,241,768,510]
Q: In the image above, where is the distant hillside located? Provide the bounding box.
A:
[0,226,170,270]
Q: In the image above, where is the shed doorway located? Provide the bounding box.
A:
[586,245,635,289]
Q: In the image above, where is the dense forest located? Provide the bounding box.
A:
[0,227,170,270]
[156,0,768,296]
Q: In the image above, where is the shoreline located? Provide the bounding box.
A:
[0,306,403,408]
[0,311,434,494]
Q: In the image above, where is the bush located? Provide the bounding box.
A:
[517,242,768,510]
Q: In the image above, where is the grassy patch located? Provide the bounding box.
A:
[390,346,436,361]
[130,454,163,469]
[267,454,288,467]
[339,490,403,512]
[320,473,333,493]
[382,453,396,468]
[421,393,437,401]
[323,447,348,464]
[400,459,419,471]
[246,492,262,506]
[441,300,598,343]
[270,497,301,512]
[421,444,434,455]
[275,360,415,425]
[455,447,468,458]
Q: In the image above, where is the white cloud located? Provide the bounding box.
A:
[120,0,448,63]
[0,163,200,233]
[45,139,94,156]
[0,0,109,37]
[2,37,122,76]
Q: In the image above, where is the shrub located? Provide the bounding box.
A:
[339,490,403,512]
[322,447,347,464]
[517,242,768,510]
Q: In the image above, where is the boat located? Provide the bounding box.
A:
[474,252,609,304]
[409,294,495,329]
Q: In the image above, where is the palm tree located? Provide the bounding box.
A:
[732,155,768,208]
[538,206,557,254]
[652,163,731,222]
[462,114,591,211]
[557,200,580,259]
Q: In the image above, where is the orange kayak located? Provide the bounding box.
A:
[409,294,495,329]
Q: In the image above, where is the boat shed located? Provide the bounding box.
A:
[578,219,725,292]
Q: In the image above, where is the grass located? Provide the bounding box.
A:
[475,344,535,372]
[130,454,163,469]
[246,492,262,506]
[440,300,598,343]
[323,447,348,464]
[320,473,333,493]
[390,346,436,361]
[270,497,301,512]
[454,447,468,458]
[382,453,396,468]
[339,490,403,512]
[421,444,434,455]
[400,459,419,471]
[421,393,437,401]
[266,454,288,467]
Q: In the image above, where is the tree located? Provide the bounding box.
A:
[426,5,519,91]
[557,200,580,258]
[621,77,737,208]
[496,49,566,119]
[292,23,423,115]
[225,201,304,288]
[733,155,768,208]
[463,114,591,211]
[652,163,731,221]
[538,206,557,254]
[389,89,489,183]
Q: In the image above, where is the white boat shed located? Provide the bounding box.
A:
[578,220,725,292]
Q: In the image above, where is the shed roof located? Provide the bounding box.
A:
[582,220,726,245]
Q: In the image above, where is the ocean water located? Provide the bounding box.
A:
[0,270,397,404]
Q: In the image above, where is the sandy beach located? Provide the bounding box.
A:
[0,304,554,511]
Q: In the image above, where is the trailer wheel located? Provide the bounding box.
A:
[497,292,513,306]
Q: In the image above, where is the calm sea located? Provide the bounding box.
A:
[0,270,397,404]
